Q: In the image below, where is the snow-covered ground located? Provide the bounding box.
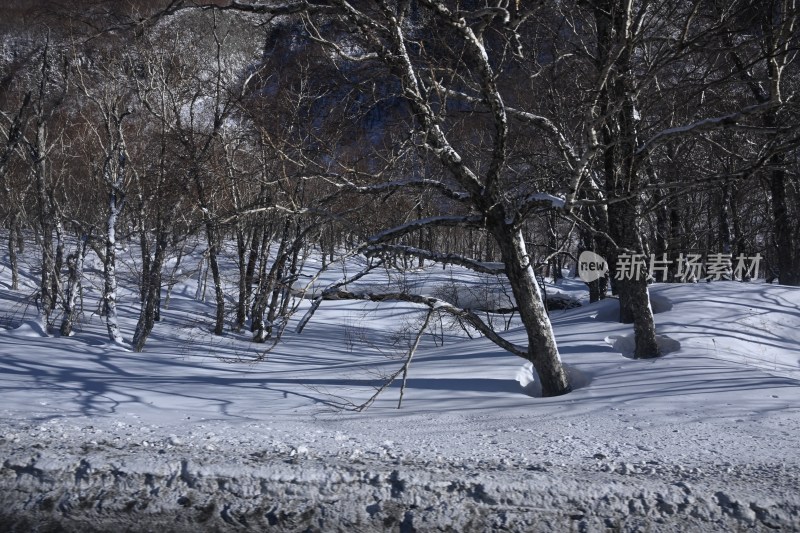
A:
[1,240,799,531]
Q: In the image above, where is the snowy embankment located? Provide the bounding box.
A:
[1,245,800,531]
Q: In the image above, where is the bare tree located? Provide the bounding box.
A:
[74,45,135,343]
[289,2,574,396]
[16,34,69,330]
[727,0,800,284]
[0,84,32,292]
[130,38,191,352]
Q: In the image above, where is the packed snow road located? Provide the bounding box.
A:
[2,407,799,532]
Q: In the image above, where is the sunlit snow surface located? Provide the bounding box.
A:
[1,241,799,531]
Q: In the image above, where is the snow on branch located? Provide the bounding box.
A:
[454,7,510,23]
[202,1,334,16]
[522,192,566,210]
[301,14,380,63]
[217,204,310,225]
[363,244,505,275]
[636,103,777,155]
[506,192,568,225]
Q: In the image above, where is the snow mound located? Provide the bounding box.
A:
[604,333,681,358]
[85,337,132,351]
[516,362,590,397]
[593,292,673,321]
[9,320,48,338]
[649,292,673,313]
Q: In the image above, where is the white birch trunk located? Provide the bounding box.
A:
[104,195,124,344]
[59,237,88,337]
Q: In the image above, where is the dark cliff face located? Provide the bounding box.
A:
[238,6,515,161]
[241,16,411,160]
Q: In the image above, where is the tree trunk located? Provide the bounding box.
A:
[53,217,65,303]
[654,190,671,283]
[33,124,55,329]
[608,198,661,359]
[132,221,170,352]
[8,212,20,291]
[595,0,661,359]
[493,225,570,397]
[234,227,249,332]
[104,189,124,344]
[253,220,289,341]
[194,171,226,335]
[250,232,272,333]
[139,219,151,303]
[245,224,265,314]
[59,236,88,337]
[207,233,225,335]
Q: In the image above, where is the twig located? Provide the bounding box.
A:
[397,308,434,409]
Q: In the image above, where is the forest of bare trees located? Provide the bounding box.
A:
[1,0,798,396]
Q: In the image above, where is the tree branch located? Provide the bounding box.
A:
[636,102,778,155]
[309,289,528,358]
[366,214,484,245]
[363,244,505,275]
